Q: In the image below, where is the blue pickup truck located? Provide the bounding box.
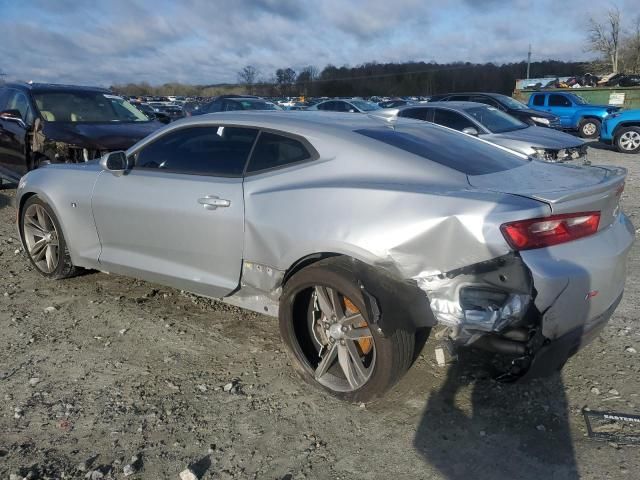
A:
[601,110,640,154]
[528,91,621,139]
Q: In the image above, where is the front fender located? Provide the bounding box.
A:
[16,166,102,268]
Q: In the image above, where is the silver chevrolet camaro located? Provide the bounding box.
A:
[15,111,634,402]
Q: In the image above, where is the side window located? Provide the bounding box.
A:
[223,101,240,112]
[5,91,34,124]
[531,94,545,107]
[317,101,334,111]
[246,132,312,173]
[433,109,475,131]
[205,101,222,113]
[135,126,258,177]
[334,101,349,112]
[470,96,500,109]
[247,132,311,173]
[0,89,11,111]
[549,94,571,107]
[400,108,429,121]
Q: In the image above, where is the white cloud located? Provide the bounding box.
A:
[0,0,635,85]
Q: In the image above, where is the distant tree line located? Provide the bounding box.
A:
[112,60,589,98]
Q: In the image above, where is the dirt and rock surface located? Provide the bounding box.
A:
[1,143,639,480]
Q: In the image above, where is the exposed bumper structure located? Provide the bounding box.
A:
[415,210,634,378]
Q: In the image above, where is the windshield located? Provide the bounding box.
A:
[465,106,528,133]
[239,100,282,110]
[351,100,381,111]
[33,91,151,122]
[495,94,528,110]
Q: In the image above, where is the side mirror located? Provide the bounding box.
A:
[0,109,26,127]
[348,109,357,113]
[100,151,128,173]
[462,127,479,136]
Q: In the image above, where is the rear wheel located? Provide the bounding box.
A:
[578,118,601,139]
[20,196,78,279]
[279,259,414,403]
[614,126,640,154]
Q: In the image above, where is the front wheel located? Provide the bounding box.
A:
[279,259,414,403]
[20,196,78,279]
[614,126,640,154]
[578,118,601,139]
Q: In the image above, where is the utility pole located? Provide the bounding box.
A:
[526,44,532,79]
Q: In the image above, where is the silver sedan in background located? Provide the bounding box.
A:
[307,98,382,113]
[15,112,633,402]
[373,102,588,162]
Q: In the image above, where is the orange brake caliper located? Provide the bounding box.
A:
[343,297,373,355]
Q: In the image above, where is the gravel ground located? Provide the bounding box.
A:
[1,142,639,480]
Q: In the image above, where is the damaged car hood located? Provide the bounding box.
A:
[40,121,163,150]
[487,126,585,149]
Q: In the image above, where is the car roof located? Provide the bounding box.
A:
[132,111,428,151]
[227,97,272,102]
[4,82,110,93]
[401,101,487,111]
[177,110,393,129]
[439,92,506,99]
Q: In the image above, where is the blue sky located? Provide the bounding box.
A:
[0,0,636,86]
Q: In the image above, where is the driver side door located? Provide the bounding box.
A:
[91,125,258,298]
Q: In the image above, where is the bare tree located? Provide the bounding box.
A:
[587,6,622,73]
[237,65,259,94]
[627,16,640,73]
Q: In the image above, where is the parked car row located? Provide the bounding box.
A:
[11,109,634,402]
[373,102,587,162]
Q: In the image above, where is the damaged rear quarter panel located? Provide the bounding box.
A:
[241,148,550,328]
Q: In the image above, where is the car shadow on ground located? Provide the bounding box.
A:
[413,353,579,480]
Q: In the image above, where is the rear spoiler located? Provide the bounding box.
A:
[522,166,626,205]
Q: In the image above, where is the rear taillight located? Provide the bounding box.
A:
[501,212,601,250]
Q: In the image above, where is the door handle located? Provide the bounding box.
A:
[198,195,231,210]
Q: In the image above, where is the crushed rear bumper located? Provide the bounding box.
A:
[519,292,622,380]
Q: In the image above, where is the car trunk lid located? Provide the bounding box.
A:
[468,161,626,229]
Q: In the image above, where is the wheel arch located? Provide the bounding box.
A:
[580,114,602,121]
[17,190,72,257]
[281,252,437,336]
[613,121,640,137]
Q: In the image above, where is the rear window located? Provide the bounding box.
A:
[355,127,529,175]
